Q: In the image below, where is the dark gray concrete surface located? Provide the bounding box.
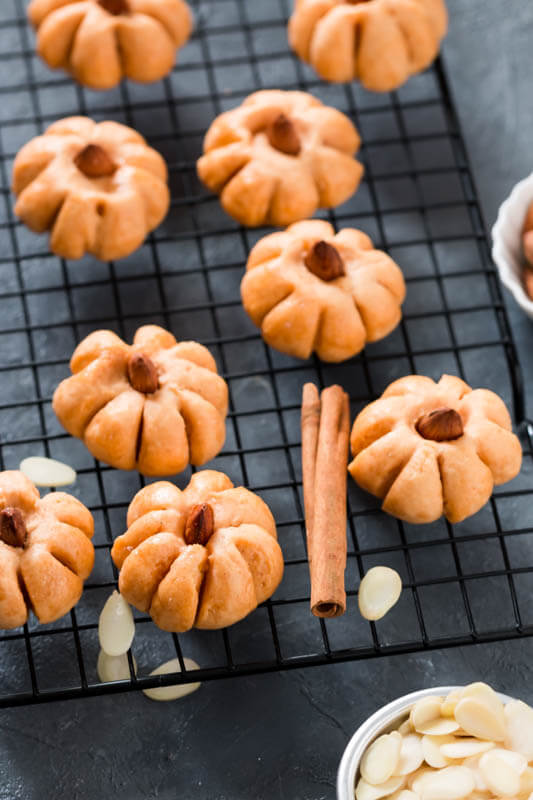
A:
[2,3,533,799]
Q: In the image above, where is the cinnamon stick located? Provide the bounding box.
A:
[301,383,350,618]
[301,383,320,540]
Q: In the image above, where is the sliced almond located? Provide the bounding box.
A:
[408,768,436,795]
[454,696,506,742]
[19,455,76,487]
[142,657,201,702]
[98,590,135,657]
[389,792,419,800]
[459,683,499,702]
[410,696,459,735]
[97,650,136,683]
[356,776,406,800]
[422,735,454,768]
[441,689,461,718]
[504,699,533,760]
[358,567,402,621]
[410,697,443,734]
[478,750,521,796]
[440,738,495,759]
[483,748,526,775]
[418,719,460,736]
[361,732,403,785]
[395,734,424,776]
[420,766,475,800]
[462,755,488,791]
[459,683,506,720]
[519,766,533,795]
[398,718,413,736]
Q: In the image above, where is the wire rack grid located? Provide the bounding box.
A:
[0,0,531,708]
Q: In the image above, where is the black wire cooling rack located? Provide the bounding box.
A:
[0,0,532,708]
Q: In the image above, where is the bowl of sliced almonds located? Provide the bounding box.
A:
[492,170,533,319]
[337,682,533,800]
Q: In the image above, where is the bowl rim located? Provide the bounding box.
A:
[491,169,533,315]
[336,685,513,800]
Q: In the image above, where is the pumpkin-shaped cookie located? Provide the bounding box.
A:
[53,325,228,476]
[112,470,284,631]
[28,0,193,90]
[0,471,94,629]
[12,116,169,261]
[289,0,448,91]
[241,220,405,362]
[197,90,363,227]
[349,375,522,524]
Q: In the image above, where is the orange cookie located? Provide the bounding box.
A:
[112,470,284,631]
[241,220,405,362]
[197,90,363,227]
[12,116,169,261]
[0,471,94,629]
[53,325,228,476]
[289,0,448,91]
[28,0,193,89]
[349,375,522,524]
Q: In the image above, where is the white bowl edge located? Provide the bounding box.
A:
[492,170,533,318]
[336,685,513,800]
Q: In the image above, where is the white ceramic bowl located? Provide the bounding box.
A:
[492,170,533,318]
[336,685,512,800]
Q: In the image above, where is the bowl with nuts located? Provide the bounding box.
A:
[336,682,533,800]
[492,170,533,318]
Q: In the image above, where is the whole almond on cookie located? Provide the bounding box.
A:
[416,407,464,442]
[304,241,345,281]
[74,144,116,178]
[184,504,215,546]
[267,113,301,156]
[0,507,27,548]
[127,353,159,394]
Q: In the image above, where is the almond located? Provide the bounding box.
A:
[97,0,130,13]
[524,231,533,268]
[127,352,159,394]
[415,407,463,442]
[74,144,117,179]
[524,264,533,300]
[184,503,214,546]
[304,240,345,281]
[266,113,301,156]
[0,507,27,548]
[142,657,201,702]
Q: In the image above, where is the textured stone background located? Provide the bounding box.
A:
[1,2,533,799]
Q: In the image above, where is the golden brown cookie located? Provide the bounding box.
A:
[12,116,169,261]
[289,0,448,91]
[197,90,363,227]
[28,0,193,89]
[241,220,405,362]
[349,375,522,524]
[53,325,228,476]
[0,471,94,629]
[112,470,284,631]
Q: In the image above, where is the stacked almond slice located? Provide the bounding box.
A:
[356,683,533,800]
[96,589,201,701]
